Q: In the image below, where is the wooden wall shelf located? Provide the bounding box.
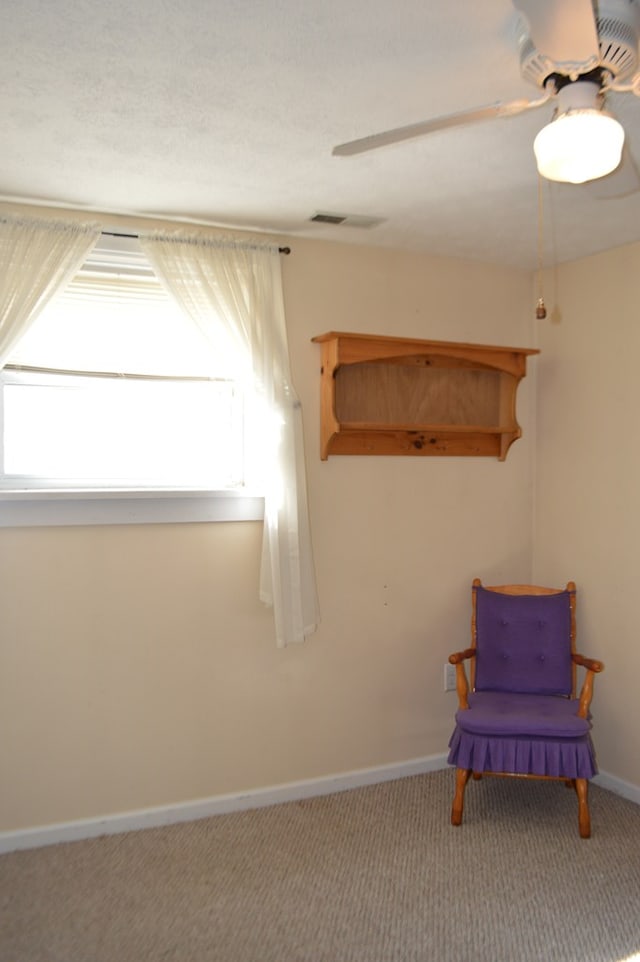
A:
[311,331,539,461]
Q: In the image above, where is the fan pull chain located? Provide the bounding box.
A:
[536,173,547,319]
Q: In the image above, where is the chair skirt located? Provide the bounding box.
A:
[447,726,598,779]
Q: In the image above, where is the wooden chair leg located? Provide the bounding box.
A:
[472,772,482,781]
[575,778,591,838]
[451,767,471,826]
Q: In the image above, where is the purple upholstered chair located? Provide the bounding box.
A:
[447,579,604,837]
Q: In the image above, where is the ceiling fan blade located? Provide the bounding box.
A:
[332,97,548,157]
[513,0,600,72]
[587,144,640,198]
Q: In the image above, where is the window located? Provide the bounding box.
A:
[0,235,264,525]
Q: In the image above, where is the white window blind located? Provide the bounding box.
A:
[8,234,232,377]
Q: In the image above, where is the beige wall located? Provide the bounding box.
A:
[534,243,640,787]
[0,238,536,833]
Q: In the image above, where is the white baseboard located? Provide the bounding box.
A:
[0,752,450,855]
[593,769,640,806]
[3,758,635,856]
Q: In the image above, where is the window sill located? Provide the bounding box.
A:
[0,489,265,527]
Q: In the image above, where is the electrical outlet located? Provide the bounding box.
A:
[444,662,457,692]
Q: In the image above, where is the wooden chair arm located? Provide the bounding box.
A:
[449,648,476,664]
[572,653,604,719]
[572,653,604,673]
[448,649,476,710]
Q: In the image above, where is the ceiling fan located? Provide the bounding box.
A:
[333,0,640,187]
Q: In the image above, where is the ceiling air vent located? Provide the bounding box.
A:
[310,212,385,229]
[310,212,347,224]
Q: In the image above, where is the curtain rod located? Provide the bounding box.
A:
[101,230,291,255]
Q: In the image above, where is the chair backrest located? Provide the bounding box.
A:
[471,579,576,696]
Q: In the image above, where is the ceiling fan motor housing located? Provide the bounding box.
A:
[518,2,640,88]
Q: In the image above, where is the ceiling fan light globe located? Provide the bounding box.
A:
[533,109,625,184]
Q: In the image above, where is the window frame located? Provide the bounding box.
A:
[0,235,265,527]
[0,487,264,527]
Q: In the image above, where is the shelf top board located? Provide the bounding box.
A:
[311,331,539,358]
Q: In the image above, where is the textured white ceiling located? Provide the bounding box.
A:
[3,0,640,269]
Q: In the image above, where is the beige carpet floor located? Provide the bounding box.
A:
[1,769,639,962]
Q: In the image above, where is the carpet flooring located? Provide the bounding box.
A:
[1,769,639,962]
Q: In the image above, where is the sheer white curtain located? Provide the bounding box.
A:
[0,213,101,368]
[140,231,320,648]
